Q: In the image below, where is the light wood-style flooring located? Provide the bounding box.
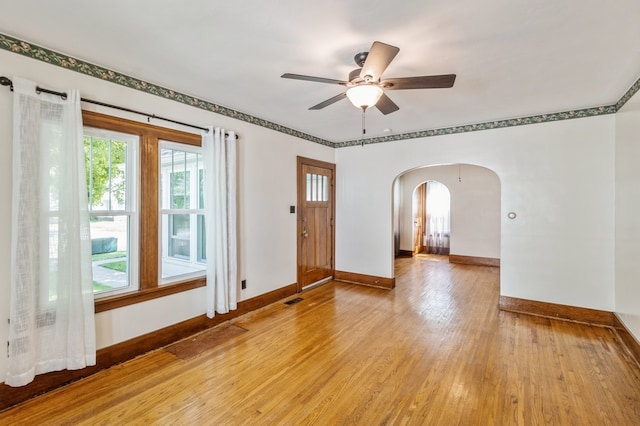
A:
[2,255,640,424]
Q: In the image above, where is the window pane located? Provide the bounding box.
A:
[109,141,127,209]
[84,136,128,211]
[312,174,317,201]
[171,171,189,209]
[160,147,198,210]
[185,151,197,208]
[197,214,206,263]
[161,213,206,280]
[90,216,130,294]
[169,214,190,259]
[322,175,328,201]
[199,168,205,209]
[159,142,206,283]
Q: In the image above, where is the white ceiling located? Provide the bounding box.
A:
[1,0,639,143]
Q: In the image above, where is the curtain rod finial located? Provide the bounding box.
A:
[0,76,13,87]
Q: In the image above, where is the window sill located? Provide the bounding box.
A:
[94,278,206,313]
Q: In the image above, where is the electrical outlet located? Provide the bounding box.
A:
[241,279,247,290]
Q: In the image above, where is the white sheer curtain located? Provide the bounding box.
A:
[426,181,451,255]
[203,127,238,318]
[6,78,96,387]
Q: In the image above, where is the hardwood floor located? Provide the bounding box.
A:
[2,255,640,424]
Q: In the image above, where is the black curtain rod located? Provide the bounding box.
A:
[0,76,238,138]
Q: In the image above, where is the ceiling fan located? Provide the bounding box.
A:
[281,41,456,115]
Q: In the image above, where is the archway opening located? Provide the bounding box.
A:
[393,163,501,269]
[412,181,451,255]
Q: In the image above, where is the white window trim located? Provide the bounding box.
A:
[85,127,140,298]
[159,140,206,285]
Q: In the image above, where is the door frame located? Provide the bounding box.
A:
[296,156,336,292]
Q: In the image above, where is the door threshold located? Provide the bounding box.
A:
[302,277,333,291]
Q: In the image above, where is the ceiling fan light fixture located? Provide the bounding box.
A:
[346,84,383,110]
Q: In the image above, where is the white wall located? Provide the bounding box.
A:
[393,178,402,255]
[0,46,632,384]
[396,164,500,258]
[615,88,640,342]
[335,116,615,312]
[0,50,334,381]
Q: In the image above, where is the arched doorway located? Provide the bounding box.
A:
[393,164,501,266]
[412,181,451,255]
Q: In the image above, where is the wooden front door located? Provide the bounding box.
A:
[297,157,335,290]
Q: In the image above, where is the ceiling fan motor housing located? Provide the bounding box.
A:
[354,51,368,67]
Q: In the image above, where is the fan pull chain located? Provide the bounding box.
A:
[361,107,366,147]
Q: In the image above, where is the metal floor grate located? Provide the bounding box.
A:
[284,297,304,305]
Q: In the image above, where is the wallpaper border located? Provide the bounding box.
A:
[0,33,333,147]
[1,32,638,148]
[615,76,640,111]
[335,105,618,148]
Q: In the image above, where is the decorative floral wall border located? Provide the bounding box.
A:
[335,105,619,148]
[0,33,333,147]
[338,74,640,147]
[1,32,638,149]
[615,76,640,111]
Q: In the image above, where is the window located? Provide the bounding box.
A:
[306,172,328,202]
[160,142,206,283]
[85,128,138,296]
[82,111,205,312]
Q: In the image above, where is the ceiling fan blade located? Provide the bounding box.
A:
[309,92,347,110]
[382,74,456,90]
[375,93,399,115]
[360,41,400,82]
[281,73,348,85]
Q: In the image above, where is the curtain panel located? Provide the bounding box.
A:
[6,78,96,387]
[203,127,238,318]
